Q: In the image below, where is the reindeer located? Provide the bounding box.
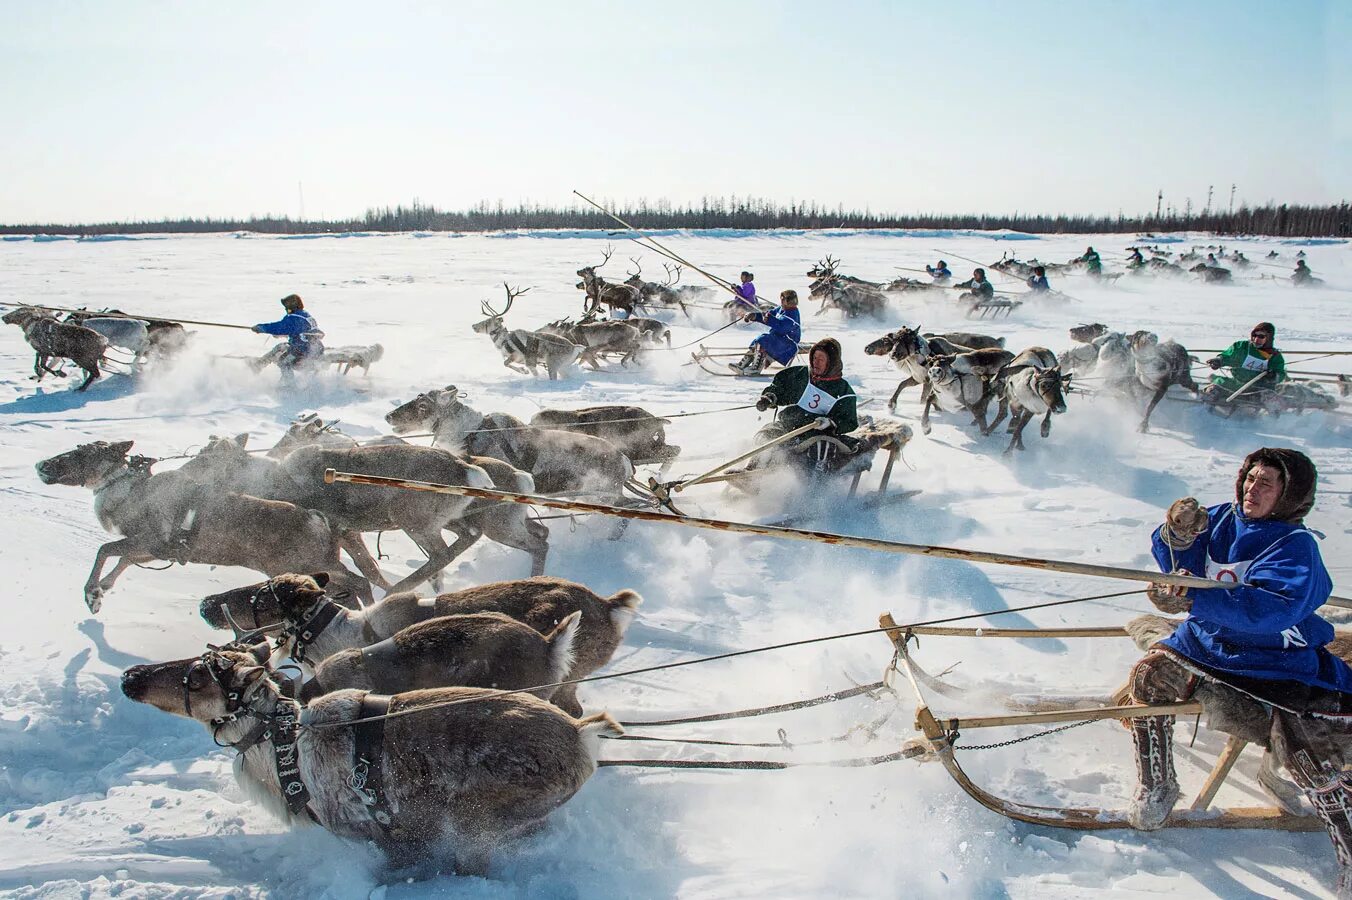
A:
[623,259,687,311]
[866,326,1006,411]
[386,386,635,514]
[34,441,370,612]
[198,573,642,717]
[472,283,582,380]
[175,435,517,593]
[1126,330,1201,432]
[3,306,107,390]
[996,366,1069,454]
[806,256,887,319]
[921,348,1016,435]
[537,316,643,369]
[121,645,621,874]
[1191,263,1232,284]
[295,609,583,705]
[530,405,676,463]
[318,342,384,375]
[258,417,551,579]
[577,246,642,317]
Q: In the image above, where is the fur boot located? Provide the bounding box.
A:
[1128,714,1180,830]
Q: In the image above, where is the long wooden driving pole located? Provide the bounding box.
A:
[0,300,255,331]
[671,420,829,493]
[324,468,1281,594]
[574,191,765,305]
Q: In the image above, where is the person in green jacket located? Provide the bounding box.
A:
[1201,321,1287,404]
[753,338,859,463]
[1074,246,1103,277]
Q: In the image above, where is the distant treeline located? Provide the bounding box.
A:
[4,198,1350,237]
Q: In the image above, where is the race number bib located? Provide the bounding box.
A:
[1241,353,1270,373]
[796,384,851,416]
[1205,556,1252,585]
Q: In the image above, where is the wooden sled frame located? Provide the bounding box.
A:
[878,613,1323,831]
[967,298,1023,319]
[645,420,909,516]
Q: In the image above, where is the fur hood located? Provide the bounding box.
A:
[1235,447,1317,524]
[810,338,844,380]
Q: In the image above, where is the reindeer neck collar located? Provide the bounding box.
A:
[219,686,314,819]
[281,595,347,663]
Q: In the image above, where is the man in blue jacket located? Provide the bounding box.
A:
[1128,448,1352,892]
[252,294,324,372]
[925,260,953,283]
[730,290,801,375]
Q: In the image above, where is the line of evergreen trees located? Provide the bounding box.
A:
[4,197,1349,237]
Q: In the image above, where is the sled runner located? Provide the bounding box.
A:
[879,612,1325,832]
[690,343,803,378]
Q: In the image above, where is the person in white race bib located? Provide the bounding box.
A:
[1124,449,1352,897]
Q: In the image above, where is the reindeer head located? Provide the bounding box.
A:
[3,306,49,328]
[1068,323,1108,343]
[926,354,958,386]
[891,326,925,359]
[122,646,275,723]
[864,333,897,356]
[1127,330,1159,351]
[386,385,470,434]
[577,245,615,285]
[472,283,529,335]
[36,440,135,487]
[267,414,334,459]
[806,255,840,279]
[1033,367,1069,414]
[623,256,644,288]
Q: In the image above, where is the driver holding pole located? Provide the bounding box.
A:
[753,338,858,462]
[1127,448,1352,895]
[1201,321,1287,405]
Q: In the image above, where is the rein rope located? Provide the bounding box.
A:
[305,587,1145,732]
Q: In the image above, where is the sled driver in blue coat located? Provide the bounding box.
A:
[1128,448,1352,895]
[252,293,324,374]
[730,290,802,375]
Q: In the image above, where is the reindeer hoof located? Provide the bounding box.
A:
[1041,424,1052,438]
[84,588,104,614]
[1137,422,1150,434]
[921,423,931,436]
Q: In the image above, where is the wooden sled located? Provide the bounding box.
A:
[967,298,1022,319]
[878,613,1323,831]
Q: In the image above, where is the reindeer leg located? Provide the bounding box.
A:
[1040,409,1054,438]
[340,532,393,590]
[921,393,934,435]
[1004,413,1027,456]
[985,396,1009,435]
[1139,385,1167,433]
[83,538,145,613]
[386,528,482,595]
[887,378,915,412]
[77,363,100,391]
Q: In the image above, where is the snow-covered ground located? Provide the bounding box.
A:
[0,230,1349,899]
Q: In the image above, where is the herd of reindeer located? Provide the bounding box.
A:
[6,240,1344,877]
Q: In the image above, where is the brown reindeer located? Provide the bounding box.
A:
[537,316,643,369]
[175,436,506,593]
[921,348,1016,435]
[199,573,641,716]
[122,646,620,874]
[1126,330,1201,432]
[865,326,1007,411]
[259,419,552,579]
[3,306,108,390]
[386,386,635,510]
[577,246,642,317]
[35,441,369,612]
[297,609,582,705]
[472,284,582,380]
[529,405,677,463]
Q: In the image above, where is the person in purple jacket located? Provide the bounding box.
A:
[252,294,324,372]
[1128,448,1352,893]
[729,271,759,315]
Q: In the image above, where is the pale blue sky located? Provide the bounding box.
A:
[1,0,1347,224]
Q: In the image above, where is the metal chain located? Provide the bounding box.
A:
[952,717,1098,751]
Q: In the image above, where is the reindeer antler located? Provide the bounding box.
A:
[595,245,614,270]
[627,256,643,279]
[482,283,531,318]
[663,263,682,286]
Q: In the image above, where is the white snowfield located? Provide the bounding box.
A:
[0,230,1348,899]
